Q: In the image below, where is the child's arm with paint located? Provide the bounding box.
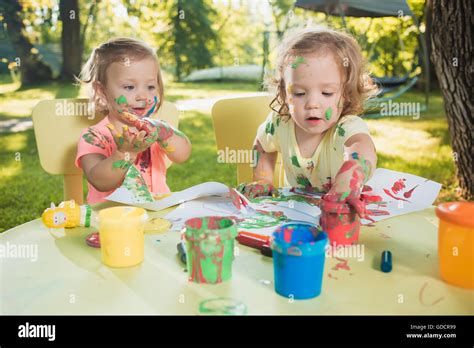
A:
[80,126,153,192]
[119,111,191,163]
[236,139,279,198]
[324,133,377,215]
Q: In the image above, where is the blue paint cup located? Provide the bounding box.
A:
[271,222,328,300]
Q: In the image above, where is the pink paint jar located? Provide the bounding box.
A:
[320,199,360,246]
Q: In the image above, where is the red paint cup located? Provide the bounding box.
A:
[320,198,360,246]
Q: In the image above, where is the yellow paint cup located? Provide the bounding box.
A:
[435,202,474,289]
[99,206,148,268]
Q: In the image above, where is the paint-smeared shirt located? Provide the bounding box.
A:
[256,112,372,191]
[75,116,170,204]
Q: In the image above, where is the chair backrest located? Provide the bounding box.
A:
[32,98,179,204]
[211,95,285,187]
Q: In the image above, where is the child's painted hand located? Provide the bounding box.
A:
[106,123,158,156]
[118,111,186,152]
[236,180,278,199]
[323,152,371,217]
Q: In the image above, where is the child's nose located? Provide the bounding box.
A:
[306,93,322,109]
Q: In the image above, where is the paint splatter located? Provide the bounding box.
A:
[82,128,110,149]
[112,160,133,170]
[291,155,300,168]
[383,188,410,202]
[265,121,275,135]
[328,273,338,280]
[332,257,350,271]
[403,184,419,198]
[121,165,154,202]
[391,178,406,194]
[336,124,345,137]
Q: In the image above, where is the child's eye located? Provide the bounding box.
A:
[322,92,334,97]
[148,85,156,90]
[293,92,306,97]
[124,85,134,91]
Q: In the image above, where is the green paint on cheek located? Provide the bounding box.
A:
[325,107,332,120]
[115,95,128,105]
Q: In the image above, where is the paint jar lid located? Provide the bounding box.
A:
[435,202,474,228]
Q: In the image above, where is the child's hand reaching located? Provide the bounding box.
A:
[323,152,370,217]
[236,180,278,199]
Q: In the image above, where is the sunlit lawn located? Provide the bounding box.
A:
[0,74,460,232]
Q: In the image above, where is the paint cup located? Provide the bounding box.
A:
[98,206,148,268]
[320,198,360,246]
[183,216,238,284]
[271,222,328,300]
[435,202,474,289]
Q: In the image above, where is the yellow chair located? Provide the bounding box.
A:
[32,98,179,205]
[211,95,285,187]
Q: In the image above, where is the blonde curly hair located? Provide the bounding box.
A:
[266,27,378,119]
[76,37,164,115]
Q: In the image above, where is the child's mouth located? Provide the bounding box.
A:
[130,107,147,117]
[305,116,323,124]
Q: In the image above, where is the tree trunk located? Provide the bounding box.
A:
[2,0,53,85]
[59,0,82,81]
[424,0,440,91]
[429,0,473,200]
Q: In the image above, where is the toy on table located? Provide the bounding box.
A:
[41,200,94,229]
[42,200,100,248]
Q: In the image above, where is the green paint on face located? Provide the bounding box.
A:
[115,95,128,105]
[325,107,332,121]
[291,56,306,69]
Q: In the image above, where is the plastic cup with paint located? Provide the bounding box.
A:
[435,202,474,289]
[98,206,148,268]
[271,222,328,300]
[183,216,237,284]
[320,198,360,246]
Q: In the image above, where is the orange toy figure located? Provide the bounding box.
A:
[41,200,93,229]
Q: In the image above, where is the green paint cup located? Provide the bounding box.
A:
[183,217,237,284]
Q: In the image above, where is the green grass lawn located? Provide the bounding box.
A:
[0,74,460,232]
